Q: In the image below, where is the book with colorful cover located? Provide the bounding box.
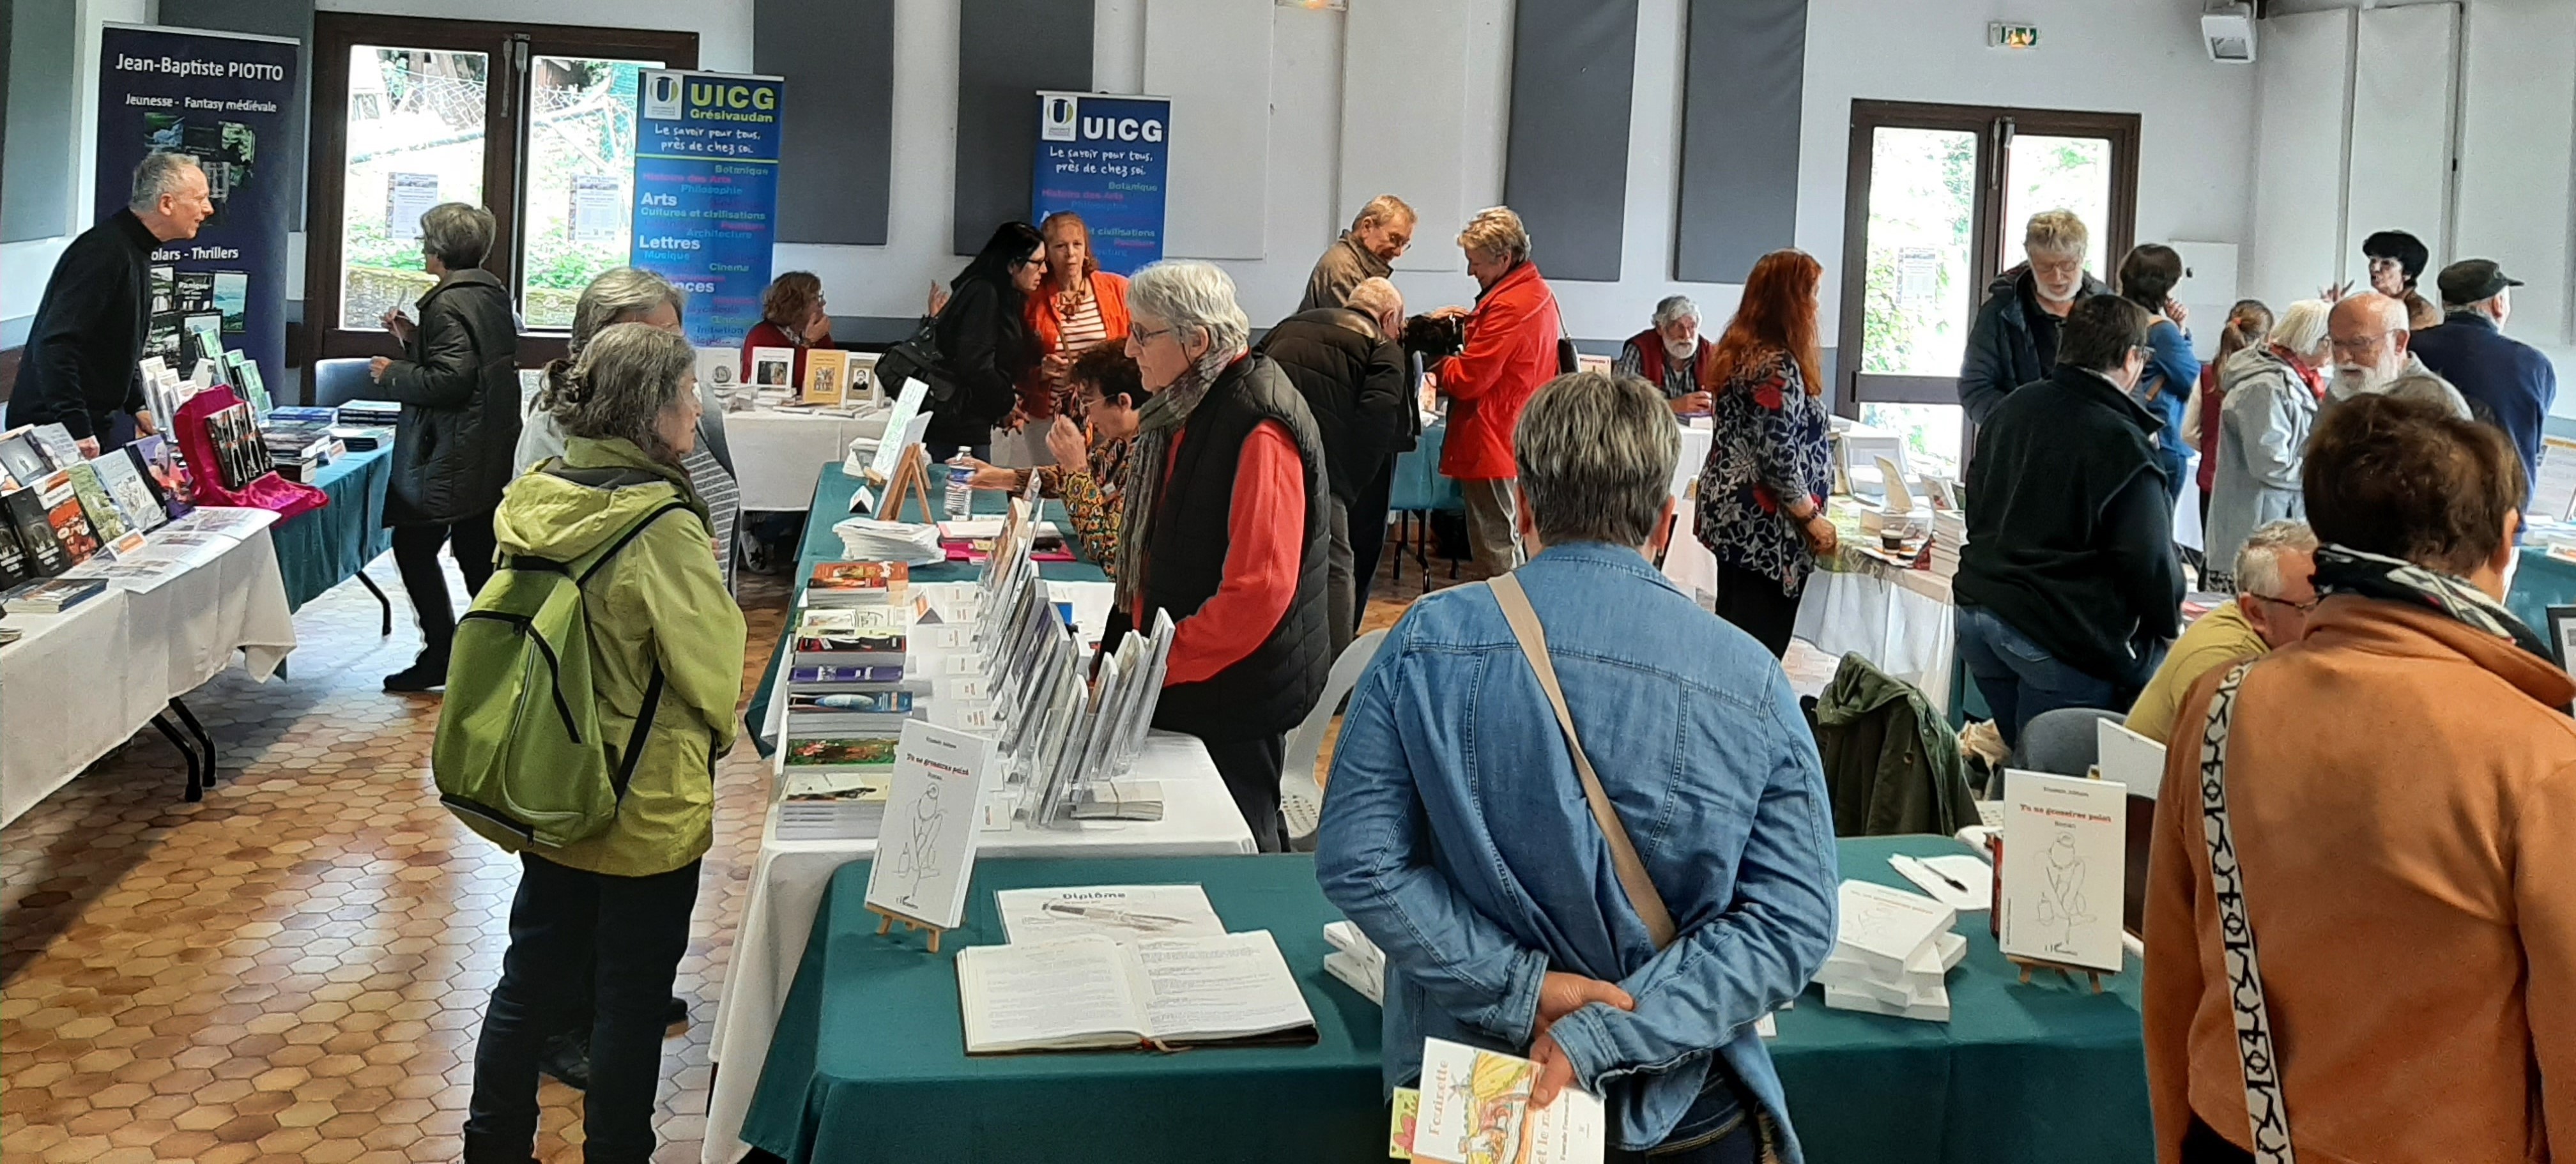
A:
[90,452,168,533]
[2,488,68,577]
[807,560,908,602]
[63,464,128,542]
[36,473,100,564]
[793,606,907,657]
[782,736,901,769]
[786,664,907,686]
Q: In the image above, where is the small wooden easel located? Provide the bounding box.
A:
[2005,953,2110,994]
[865,901,950,953]
[876,443,941,525]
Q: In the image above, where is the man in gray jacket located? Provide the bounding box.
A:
[1297,195,1414,313]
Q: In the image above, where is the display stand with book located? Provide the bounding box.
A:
[876,442,940,526]
[1997,769,2126,993]
[859,720,998,953]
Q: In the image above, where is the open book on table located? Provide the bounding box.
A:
[956,931,1317,1053]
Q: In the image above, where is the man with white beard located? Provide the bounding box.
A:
[2322,292,2471,421]
[1614,295,1719,416]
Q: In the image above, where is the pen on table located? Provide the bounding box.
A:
[1906,855,1972,895]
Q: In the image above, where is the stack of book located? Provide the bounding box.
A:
[337,399,402,427]
[260,409,346,482]
[775,601,921,841]
[3,576,108,616]
[1322,921,1386,1005]
[1928,509,1967,583]
[804,560,908,609]
[1816,880,1964,1022]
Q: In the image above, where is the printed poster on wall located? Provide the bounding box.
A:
[1032,92,1170,277]
[96,24,298,404]
[629,70,786,351]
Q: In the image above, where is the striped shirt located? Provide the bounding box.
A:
[682,447,739,593]
[1055,293,1110,355]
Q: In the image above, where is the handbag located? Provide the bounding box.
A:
[2195,662,2296,1163]
[873,311,955,404]
[1487,572,1678,949]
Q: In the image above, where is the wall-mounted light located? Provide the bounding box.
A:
[1276,0,1349,10]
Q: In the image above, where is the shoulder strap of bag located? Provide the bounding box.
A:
[2198,661,2297,1163]
[1487,572,1679,950]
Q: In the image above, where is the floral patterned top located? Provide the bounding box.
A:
[1694,349,1833,597]
[1015,434,1133,580]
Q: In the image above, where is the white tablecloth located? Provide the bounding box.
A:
[724,409,888,511]
[1656,421,1719,601]
[1,526,296,825]
[701,729,1257,1164]
[1794,556,1957,712]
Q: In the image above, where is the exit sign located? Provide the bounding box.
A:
[1989,22,2039,49]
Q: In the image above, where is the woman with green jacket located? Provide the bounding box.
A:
[461,323,746,1164]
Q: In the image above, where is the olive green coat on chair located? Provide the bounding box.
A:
[1810,652,1981,837]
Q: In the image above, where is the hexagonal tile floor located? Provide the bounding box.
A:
[3,535,1804,1164]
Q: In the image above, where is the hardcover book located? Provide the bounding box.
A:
[2,488,68,576]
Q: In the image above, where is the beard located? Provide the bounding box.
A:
[2333,358,2400,399]
[1663,338,1696,362]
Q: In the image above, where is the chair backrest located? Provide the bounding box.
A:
[2011,707,2124,777]
[1556,337,1579,375]
[312,358,380,408]
[1281,629,1391,852]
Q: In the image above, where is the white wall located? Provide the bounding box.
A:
[3,0,155,342]
[1795,0,2260,345]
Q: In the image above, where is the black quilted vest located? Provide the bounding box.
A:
[1140,353,1333,740]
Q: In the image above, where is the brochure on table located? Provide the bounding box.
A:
[1999,769,2126,973]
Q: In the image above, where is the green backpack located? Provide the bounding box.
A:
[432,467,694,852]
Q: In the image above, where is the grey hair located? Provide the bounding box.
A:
[1128,260,1251,368]
[2233,519,2318,599]
[1652,295,1699,328]
[1344,277,1403,325]
[2269,299,2332,358]
[1458,206,1531,264]
[419,201,497,269]
[1351,194,1416,231]
[128,152,203,215]
[551,323,697,462]
[2379,369,2472,418]
[1515,371,1678,548]
[571,267,686,357]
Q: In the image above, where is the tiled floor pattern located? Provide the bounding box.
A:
[1,536,1825,1164]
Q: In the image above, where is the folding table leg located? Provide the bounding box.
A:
[169,698,217,784]
[151,714,204,802]
[356,571,394,636]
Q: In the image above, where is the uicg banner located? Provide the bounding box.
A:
[630,71,786,351]
[1032,92,1170,276]
[95,24,298,397]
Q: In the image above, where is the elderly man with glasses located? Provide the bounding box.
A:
[1958,209,2110,426]
[2123,520,2319,745]
[2320,292,2471,421]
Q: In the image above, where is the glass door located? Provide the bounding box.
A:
[339,47,491,331]
[518,56,660,329]
[1836,101,2139,474]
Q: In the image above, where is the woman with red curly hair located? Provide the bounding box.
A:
[1692,249,1834,656]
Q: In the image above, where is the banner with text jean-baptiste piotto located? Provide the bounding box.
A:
[96,24,298,399]
[1032,92,1170,277]
[630,71,785,351]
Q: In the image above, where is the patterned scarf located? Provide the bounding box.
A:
[2310,542,2550,661]
[1112,345,1245,607]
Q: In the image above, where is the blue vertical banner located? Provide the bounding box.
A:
[630,71,786,351]
[95,24,298,397]
[1032,92,1170,276]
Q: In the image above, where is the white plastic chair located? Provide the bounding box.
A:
[1282,629,1390,852]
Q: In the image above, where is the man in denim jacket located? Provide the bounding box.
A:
[1317,371,1838,1162]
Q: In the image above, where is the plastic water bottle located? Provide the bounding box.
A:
[946,464,973,520]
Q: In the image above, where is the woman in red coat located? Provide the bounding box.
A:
[1433,206,1561,576]
[1006,212,1130,464]
[737,271,834,389]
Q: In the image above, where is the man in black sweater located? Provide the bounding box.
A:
[7,153,214,456]
[1258,277,1411,656]
[1954,295,2181,748]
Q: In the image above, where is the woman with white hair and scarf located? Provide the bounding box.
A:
[1114,260,1333,851]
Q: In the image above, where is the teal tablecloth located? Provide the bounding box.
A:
[741,837,2151,1164]
[2507,548,2576,643]
[742,854,1384,1163]
[270,446,394,612]
[742,463,1105,751]
[1387,420,1464,514]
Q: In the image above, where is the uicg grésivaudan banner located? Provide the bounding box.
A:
[95,24,298,401]
[1033,92,1170,277]
[629,71,785,352]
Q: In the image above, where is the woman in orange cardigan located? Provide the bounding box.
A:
[1006,212,1129,464]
